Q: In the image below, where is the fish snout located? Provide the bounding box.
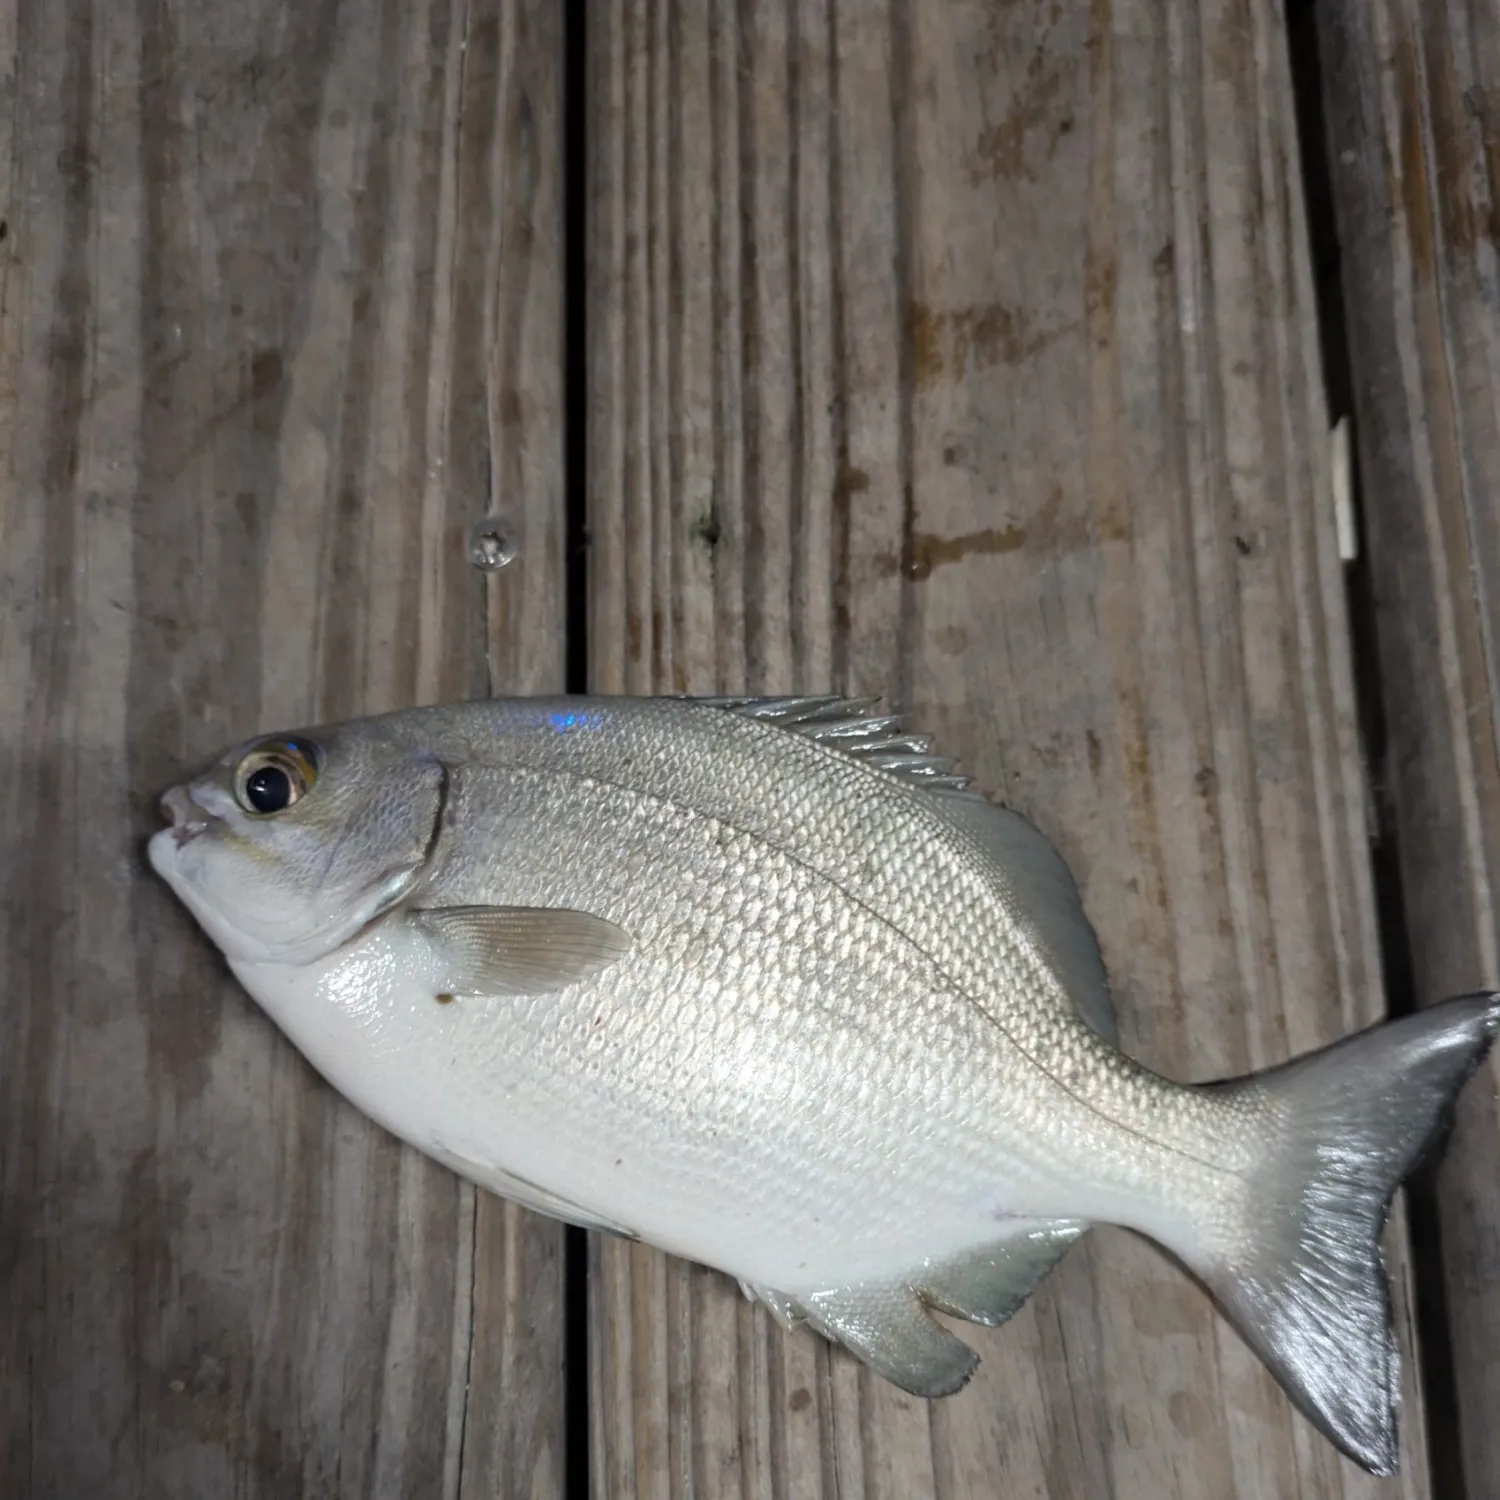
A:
[159,785,213,848]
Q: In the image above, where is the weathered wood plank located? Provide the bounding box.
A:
[1315,2,1500,1495]
[0,1,566,1495]
[584,1,1431,1495]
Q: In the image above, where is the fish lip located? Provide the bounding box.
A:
[159,785,214,848]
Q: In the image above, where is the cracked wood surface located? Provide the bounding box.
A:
[1317,2,1500,1496]
[0,0,566,1495]
[584,2,1432,1496]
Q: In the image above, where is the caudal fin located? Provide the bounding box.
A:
[1198,990,1499,1475]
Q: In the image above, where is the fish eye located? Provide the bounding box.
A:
[233,739,320,816]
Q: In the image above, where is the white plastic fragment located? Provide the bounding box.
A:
[1332,416,1357,563]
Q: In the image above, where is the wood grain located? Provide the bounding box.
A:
[584,1,1431,1495]
[0,1,567,1495]
[1316,2,1500,1496]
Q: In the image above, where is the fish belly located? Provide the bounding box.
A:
[231,921,1110,1294]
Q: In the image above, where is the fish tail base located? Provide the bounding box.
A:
[1194,989,1500,1476]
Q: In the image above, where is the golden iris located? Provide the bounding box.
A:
[232,739,320,816]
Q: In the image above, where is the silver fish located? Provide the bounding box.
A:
[147,694,1498,1475]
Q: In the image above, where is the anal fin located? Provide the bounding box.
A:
[739,1281,805,1333]
[738,1222,1087,1397]
[800,1281,979,1397]
[917,1220,1086,1327]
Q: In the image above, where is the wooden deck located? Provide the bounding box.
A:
[1,1,1494,1496]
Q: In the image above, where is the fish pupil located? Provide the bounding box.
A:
[245,765,292,814]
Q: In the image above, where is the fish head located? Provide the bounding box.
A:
[147,718,447,968]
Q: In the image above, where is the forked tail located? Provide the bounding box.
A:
[1189,990,1499,1474]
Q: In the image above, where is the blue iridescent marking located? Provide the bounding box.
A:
[548,711,586,732]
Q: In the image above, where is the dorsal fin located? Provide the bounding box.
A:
[698,695,1116,1043]
[927,790,1117,1043]
[698,695,976,792]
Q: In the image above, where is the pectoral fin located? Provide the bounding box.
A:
[411,905,632,996]
[800,1281,980,1397]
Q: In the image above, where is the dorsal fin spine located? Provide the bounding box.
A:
[691,693,1118,1042]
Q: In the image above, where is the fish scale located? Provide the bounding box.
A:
[408,763,1076,1266]
[148,692,1500,1475]
[438,747,1218,1254]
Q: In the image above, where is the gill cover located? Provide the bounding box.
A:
[150,742,449,969]
[248,752,448,965]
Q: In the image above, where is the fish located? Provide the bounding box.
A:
[146,693,1498,1476]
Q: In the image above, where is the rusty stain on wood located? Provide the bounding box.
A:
[967,76,1069,184]
[909,299,1071,385]
[892,523,1029,580]
[964,5,1075,185]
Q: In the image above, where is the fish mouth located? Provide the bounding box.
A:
[159,785,214,848]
